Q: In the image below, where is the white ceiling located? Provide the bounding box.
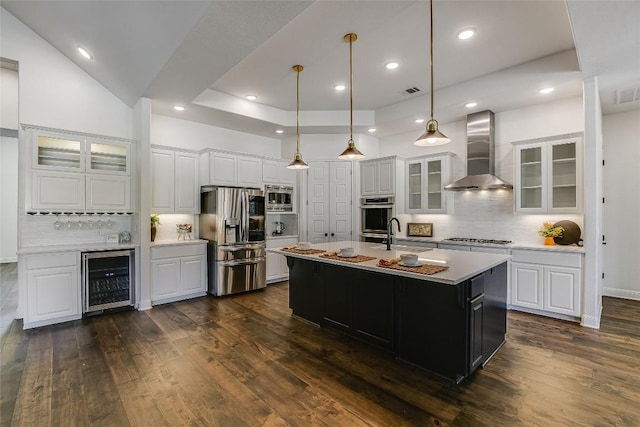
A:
[2,1,639,139]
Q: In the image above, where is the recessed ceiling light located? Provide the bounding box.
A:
[275,129,284,134]
[457,28,476,40]
[77,46,93,60]
[368,128,377,133]
[415,118,425,124]
[334,84,346,91]
[465,102,477,108]
[539,87,554,94]
[246,95,257,101]
[385,62,399,70]
[173,105,185,111]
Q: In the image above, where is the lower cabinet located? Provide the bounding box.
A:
[151,243,207,304]
[510,249,582,317]
[22,252,81,329]
[266,237,297,283]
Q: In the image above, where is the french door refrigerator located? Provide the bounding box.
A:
[199,186,266,296]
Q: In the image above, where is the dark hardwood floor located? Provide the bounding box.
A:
[2,283,640,426]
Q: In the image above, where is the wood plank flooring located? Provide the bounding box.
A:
[2,283,640,426]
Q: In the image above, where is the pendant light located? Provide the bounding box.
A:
[415,0,451,146]
[338,33,365,160]
[287,65,309,170]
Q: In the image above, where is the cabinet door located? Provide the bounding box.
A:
[151,149,175,212]
[266,251,282,281]
[360,161,377,195]
[262,159,280,184]
[288,257,322,324]
[515,144,545,213]
[329,162,352,242]
[85,174,131,211]
[26,265,80,325]
[377,159,395,194]
[322,264,354,332]
[468,292,485,372]
[31,170,85,211]
[352,271,395,350]
[548,140,581,213]
[86,139,130,175]
[280,163,296,185]
[175,152,199,213]
[151,259,181,301]
[32,130,85,172]
[210,153,237,186]
[406,160,423,212]
[511,262,543,309]
[425,159,444,212]
[544,266,581,316]
[237,156,263,187]
[181,255,206,295]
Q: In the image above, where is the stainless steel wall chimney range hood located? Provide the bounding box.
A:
[444,110,513,191]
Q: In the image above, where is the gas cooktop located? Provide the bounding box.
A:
[444,237,513,245]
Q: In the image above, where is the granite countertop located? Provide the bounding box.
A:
[18,242,139,254]
[269,240,510,285]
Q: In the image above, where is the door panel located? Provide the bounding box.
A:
[330,162,352,242]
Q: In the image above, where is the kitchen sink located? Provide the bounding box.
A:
[370,244,432,253]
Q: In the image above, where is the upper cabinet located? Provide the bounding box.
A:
[25,126,133,213]
[151,148,199,214]
[262,159,296,186]
[405,153,453,214]
[203,151,263,188]
[513,134,583,214]
[360,156,404,196]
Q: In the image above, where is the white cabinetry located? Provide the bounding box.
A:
[510,249,582,317]
[22,252,81,329]
[360,156,403,197]
[307,161,353,243]
[406,153,452,214]
[266,237,297,283]
[204,152,263,188]
[513,134,583,214]
[25,126,133,213]
[151,242,207,304]
[151,148,199,213]
[262,159,296,185]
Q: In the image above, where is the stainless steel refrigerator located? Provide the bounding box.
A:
[199,186,266,296]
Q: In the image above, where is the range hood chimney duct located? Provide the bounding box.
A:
[445,110,513,191]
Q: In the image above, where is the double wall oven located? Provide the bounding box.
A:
[360,196,394,242]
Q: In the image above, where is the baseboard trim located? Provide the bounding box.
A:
[581,304,603,329]
[602,287,640,301]
[0,257,17,264]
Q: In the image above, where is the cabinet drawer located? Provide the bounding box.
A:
[26,252,79,270]
[151,243,206,259]
[511,249,582,268]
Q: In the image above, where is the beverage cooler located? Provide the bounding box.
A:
[82,250,135,314]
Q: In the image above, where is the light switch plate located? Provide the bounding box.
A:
[106,233,119,244]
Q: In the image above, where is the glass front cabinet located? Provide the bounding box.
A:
[513,134,582,214]
[405,153,453,214]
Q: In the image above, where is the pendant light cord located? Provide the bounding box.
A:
[349,34,354,142]
[296,66,300,153]
[429,0,434,123]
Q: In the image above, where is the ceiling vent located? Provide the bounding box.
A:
[615,86,640,104]
[401,86,422,96]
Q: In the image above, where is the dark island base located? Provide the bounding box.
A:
[286,257,508,383]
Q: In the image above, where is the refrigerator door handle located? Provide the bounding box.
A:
[220,257,266,267]
[240,190,248,243]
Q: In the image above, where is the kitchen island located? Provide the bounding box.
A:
[270,241,510,383]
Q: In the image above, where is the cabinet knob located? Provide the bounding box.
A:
[331,233,335,237]
[324,233,328,237]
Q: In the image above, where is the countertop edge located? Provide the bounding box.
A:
[18,243,139,254]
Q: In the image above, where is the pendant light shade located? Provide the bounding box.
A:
[415,0,451,147]
[287,64,309,170]
[338,33,365,160]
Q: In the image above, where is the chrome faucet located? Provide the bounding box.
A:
[386,217,401,250]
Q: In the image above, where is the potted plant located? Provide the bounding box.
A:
[538,221,564,246]
[150,214,160,242]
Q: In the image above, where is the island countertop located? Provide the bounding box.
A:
[269,240,510,285]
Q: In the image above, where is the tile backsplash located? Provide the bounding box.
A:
[21,214,135,247]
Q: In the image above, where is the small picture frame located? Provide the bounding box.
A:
[407,223,433,237]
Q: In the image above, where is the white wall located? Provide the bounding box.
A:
[0,8,132,138]
[0,137,18,262]
[377,97,585,245]
[151,115,281,155]
[602,109,640,300]
[1,68,19,129]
